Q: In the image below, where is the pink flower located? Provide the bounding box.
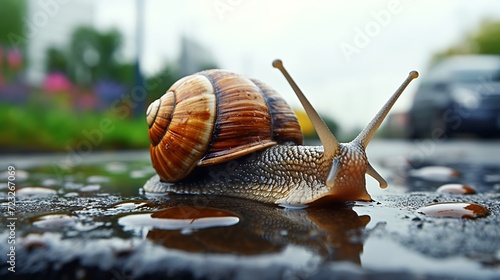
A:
[7,48,23,70]
[43,72,73,93]
[78,93,97,110]
[0,47,3,67]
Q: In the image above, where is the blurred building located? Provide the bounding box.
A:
[26,0,95,85]
[177,35,217,77]
[381,112,408,138]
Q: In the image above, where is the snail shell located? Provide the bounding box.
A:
[147,70,303,183]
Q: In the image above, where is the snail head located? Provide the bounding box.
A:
[273,59,418,203]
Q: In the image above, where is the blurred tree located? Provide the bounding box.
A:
[323,115,339,139]
[145,63,182,102]
[95,29,123,79]
[0,0,26,47]
[469,20,500,54]
[432,19,500,63]
[45,26,133,87]
[110,62,134,85]
[145,34,219,103]
[46,47,68,73]
[68,26,123,86]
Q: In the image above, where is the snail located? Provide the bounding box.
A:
[144,59,418,206]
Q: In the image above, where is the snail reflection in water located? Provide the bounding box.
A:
[137,196,371,265]
[144,59,418,205]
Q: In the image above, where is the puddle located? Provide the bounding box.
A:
[408,166,461,181]
[105,162,128,173]
[118,206,240,232]
[0,169,29,181]
[41,178,60,187]
[1,144,499,279]
[16,187,57,197]
[80,184,101,192]
[31,214,77,229]
[113,197,372,260]
[436,184,477,194]
[417,202,489,219]
[87,175,110,184]
[110,200,156,210]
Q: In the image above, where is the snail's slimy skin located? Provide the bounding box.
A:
[143,142,372,205]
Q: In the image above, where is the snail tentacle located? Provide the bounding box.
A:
[273,60,339,159]
[326,157,341,188]
[354,71,419,148]
[366,162,388,189]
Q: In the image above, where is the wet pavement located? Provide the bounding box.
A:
[0,139,499,279]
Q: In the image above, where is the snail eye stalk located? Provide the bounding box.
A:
[354,71,419,148]
[273,59,339,159]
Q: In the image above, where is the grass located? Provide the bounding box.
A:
[1,102,150,152]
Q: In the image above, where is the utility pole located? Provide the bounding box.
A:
[133,0,145,117]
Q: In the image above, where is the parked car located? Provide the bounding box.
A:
[408,55,500,139]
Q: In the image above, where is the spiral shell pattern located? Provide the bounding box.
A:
[147,70,303,182]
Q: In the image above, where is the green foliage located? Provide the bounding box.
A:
[68,26,123,85]
[1,102,149,152]
[110,62,134,85]
[145,63,183,102]
[46,47,68,72]
[432,19,500,64]
[46,26,131,86]
[470,20,500,54]
[0,0,26,47]
[1,14,225,152]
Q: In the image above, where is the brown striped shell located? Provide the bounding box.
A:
[146,70,303,183]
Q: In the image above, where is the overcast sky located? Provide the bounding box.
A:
[94,0,500,131]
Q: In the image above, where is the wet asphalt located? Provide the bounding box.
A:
[0,139,499,279]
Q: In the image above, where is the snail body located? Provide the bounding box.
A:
[145,143,369,205]
[144,60,419,205]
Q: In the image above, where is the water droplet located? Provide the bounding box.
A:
[87,175,109,184]
[409,166,460,181]
[279,203,308,209]
[279,230,288,236]
[130,170,149,178]
[436,184,476,195]
[118,206,240,231]
[80,184,101,192]
[63,182,82,190]
[0,169,29,181]
[180,228,194,235]
[17,187,57,197]
[31,214,77,229]
[110,200,155,210]
[64,192,79,198]
[23,239,47,251]
[417,202,488,219]
[105,162,127,173]
[96,193,109,197]
[41,178,59,187]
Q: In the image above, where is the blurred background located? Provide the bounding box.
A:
[2,0,500,153]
